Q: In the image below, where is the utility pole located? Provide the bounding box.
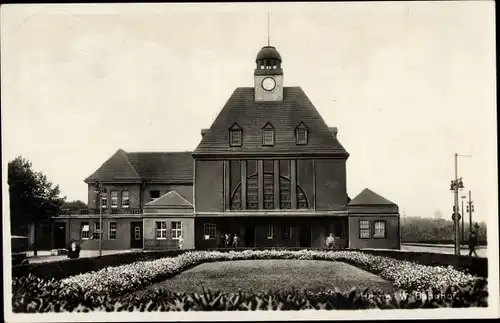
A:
[450,153,471,255]
[461,195,467,244]
[467,190,474,237]
[94,183,106,257]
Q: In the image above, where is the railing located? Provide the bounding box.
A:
[58,208,143,216]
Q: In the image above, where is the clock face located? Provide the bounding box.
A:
[262,77,276,91]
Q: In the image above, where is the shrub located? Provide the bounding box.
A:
[12,275,488,312]
[57,250,479,298]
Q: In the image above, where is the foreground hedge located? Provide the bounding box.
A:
[56,250,479,299]
[12,275,488,312]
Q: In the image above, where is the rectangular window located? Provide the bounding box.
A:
[279,177,291,209]
[263,173,274,209]
[359,220,371,239]
[374,220,386,238]
[263,129,274,146]
[156,221,167,239]
[111,191,118,208]
[283,227,293,240]
[267,225,274,239]
[101,192,107,208]
[171,221,182,240]
[247,176,259,210]
[109,222,117,240]
[134,226,141,240]
[150,190,160,201]
[230,130,242,146]
[81,223,90,240]
[204,223,216,240]
[121,191,130,208]
[296,129,308,144]
[93,222,102,240]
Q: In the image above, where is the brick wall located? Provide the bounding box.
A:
[348,215,400,249]
[87,184,141,210]
[194,160,224,212]
[142,184,193,205]
[143,217,194,250]
[314,159,348,210]
[67,217,133,250]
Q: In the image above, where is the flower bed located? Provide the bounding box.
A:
[12,249,488,312]
[13,275,488,312]
[58,250,479,298]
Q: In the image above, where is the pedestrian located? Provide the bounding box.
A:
[178,235,184,250]
[218,233,224,248]
[233,233,240,248]
[468,231,479,257]
[325,233,334,249]
[226,233,231,248]
[68,240,81,259]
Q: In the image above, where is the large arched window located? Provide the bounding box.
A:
[230,175,309,210]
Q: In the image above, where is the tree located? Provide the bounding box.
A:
[433,210,443,220]
[8,156,66,255]
[61,200,88,211]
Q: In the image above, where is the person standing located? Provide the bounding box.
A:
[468,231,479,257]
[178,235,184,250]
[226,233,231,248]
[325,233,334,249]
[233,233,240,248]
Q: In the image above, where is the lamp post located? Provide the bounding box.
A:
[461,195,467,244]
[94,183,106,257]
[450,153,471,255]
[466,190,475,238]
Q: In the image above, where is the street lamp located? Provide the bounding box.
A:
[466,190,475,237]
[93,183,106,257]
[461,195,467,244]
[450,153,471,256]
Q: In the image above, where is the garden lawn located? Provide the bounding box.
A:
[131,259,396,297]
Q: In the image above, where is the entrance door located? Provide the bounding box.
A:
[299,226,312,247]
[54,223,66,249]
[130,222,143,249]
[245,226,255,247]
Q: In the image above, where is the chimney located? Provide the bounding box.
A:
[201,128,209,138]
[329,127,338,139]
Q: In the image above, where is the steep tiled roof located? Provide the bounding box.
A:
[85,150,193,183]
[85,149,142,183]
[144,190,193,208]
[348,188,396,206]
[126,151,193,183]
[193,87,349,157]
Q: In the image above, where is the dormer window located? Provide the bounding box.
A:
[229,123,242,147]
[295,122,308,145]
[262,122,275,146]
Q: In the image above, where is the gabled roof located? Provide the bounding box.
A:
[348,188,396,206]
[126,151,193,183]
[85,149,142,183]
[193,87,348,156]
[144,190,193,208]
[85,150,193,183]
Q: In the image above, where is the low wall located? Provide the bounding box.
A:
[359,249,487,278]
[12,250,189,280]
[12,247,488,280]
[402,239,487,246]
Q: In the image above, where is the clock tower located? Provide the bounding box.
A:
[254,46,283,102]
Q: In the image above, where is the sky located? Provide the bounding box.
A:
[1,2,497,223]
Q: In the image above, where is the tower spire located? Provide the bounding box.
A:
[267,12,270,46]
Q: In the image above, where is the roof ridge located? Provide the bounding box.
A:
[164,190,193,206]
[119,149,142,179]
[127,151,193,154]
